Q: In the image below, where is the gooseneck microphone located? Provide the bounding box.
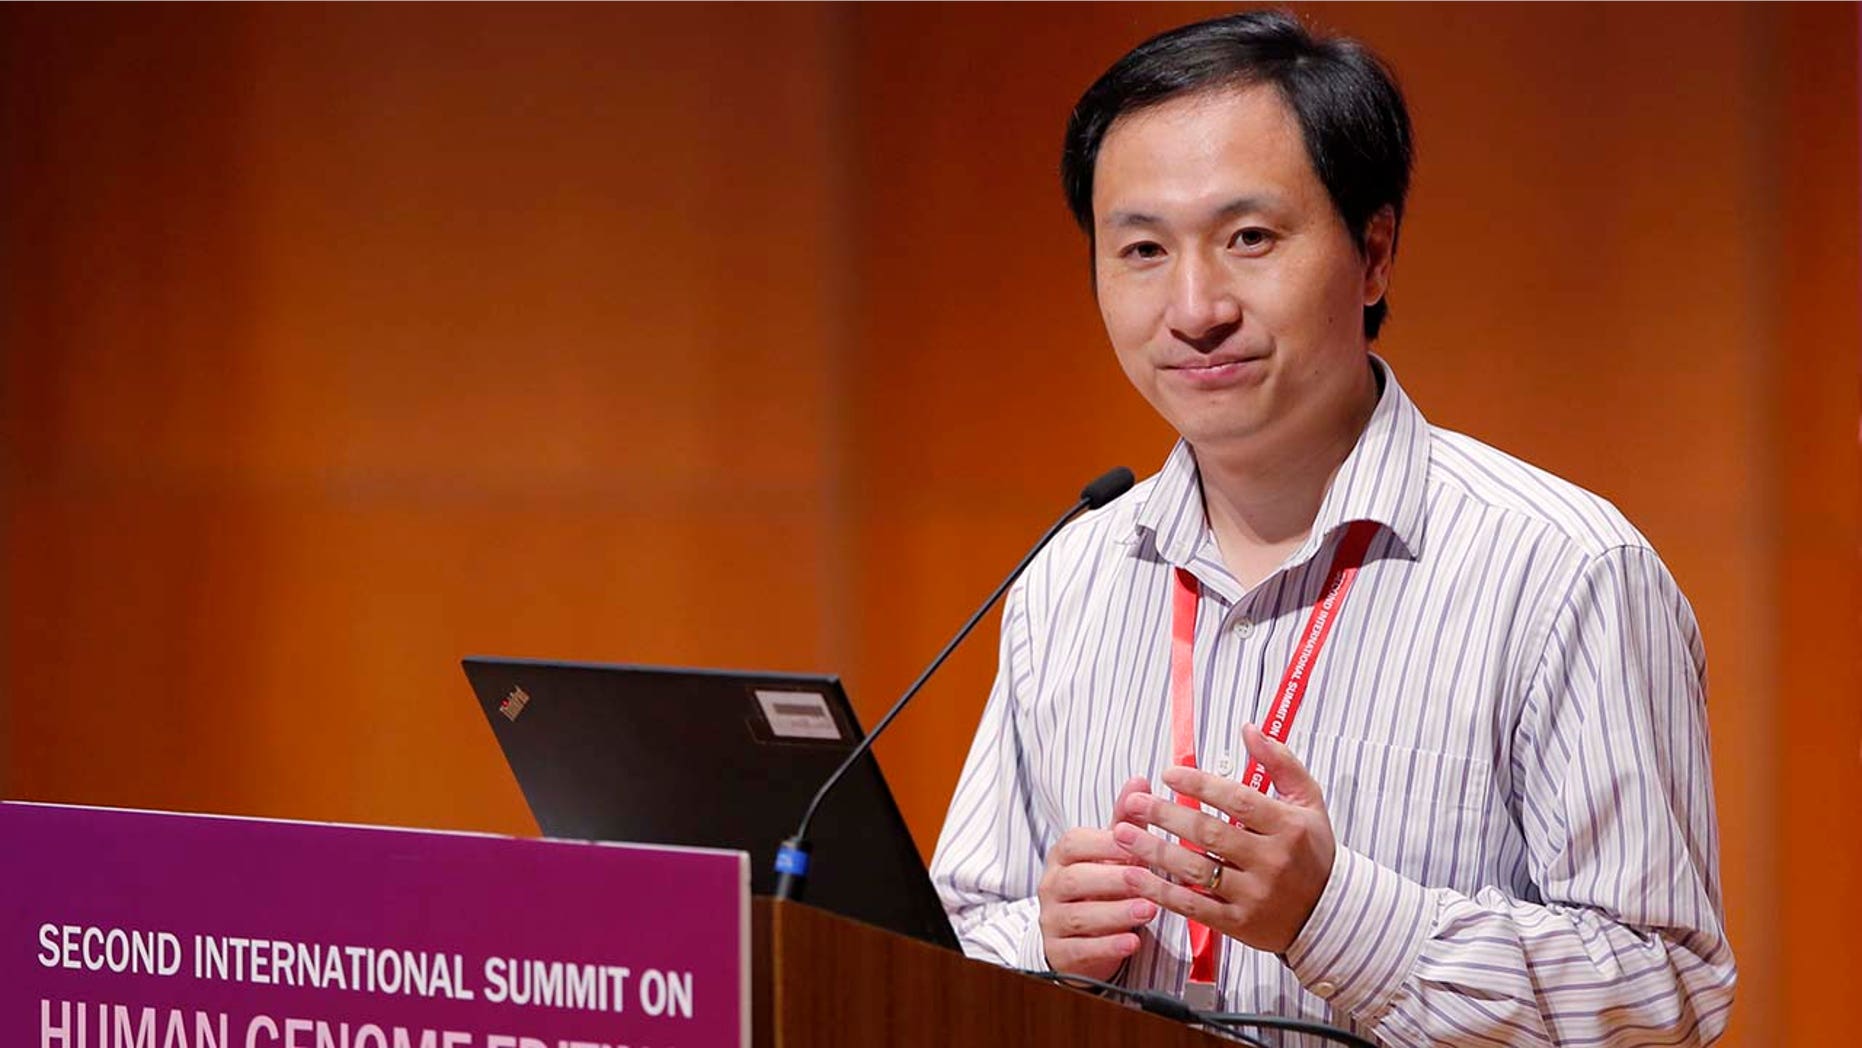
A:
[772,467,1136,902]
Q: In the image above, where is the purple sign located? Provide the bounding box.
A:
[2,802,748,1048]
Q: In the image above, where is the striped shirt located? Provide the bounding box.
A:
[929,358,1736,1046]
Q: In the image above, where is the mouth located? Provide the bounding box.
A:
[1162,355,1267,389]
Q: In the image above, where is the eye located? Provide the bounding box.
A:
[1118,241,1167,262]
[1229,227,1275,253]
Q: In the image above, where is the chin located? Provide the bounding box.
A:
[1155,396,1269,448]
[1172,417,1271,454]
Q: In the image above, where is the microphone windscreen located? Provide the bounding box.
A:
[1080,467,1135,509]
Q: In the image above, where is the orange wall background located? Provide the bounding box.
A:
[3,5,1855,1044]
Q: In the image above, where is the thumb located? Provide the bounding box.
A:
[1243,724,1324,809]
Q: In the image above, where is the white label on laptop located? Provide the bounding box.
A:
[755,690,842,741]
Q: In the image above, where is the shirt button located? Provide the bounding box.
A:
[1213,755,1234,776]
[1312,980,1339,999]
[1232,617,1254,638]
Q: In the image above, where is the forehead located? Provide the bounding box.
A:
[1091,84,1322,225]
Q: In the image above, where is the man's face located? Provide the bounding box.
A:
[1091,84,1392,460]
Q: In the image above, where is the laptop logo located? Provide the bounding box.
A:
[499,685,532,722]
[755,690,841,741]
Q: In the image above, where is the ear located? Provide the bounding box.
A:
[1361,206,1398,308]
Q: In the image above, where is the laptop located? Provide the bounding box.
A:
[463,657,960,951]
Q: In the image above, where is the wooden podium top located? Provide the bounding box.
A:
[754,898,1236,1047]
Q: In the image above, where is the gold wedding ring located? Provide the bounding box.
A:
[1204,861,1224,894]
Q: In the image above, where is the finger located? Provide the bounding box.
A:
[1052,860,1151,902]
[1122,794,1250,865]
[1049,827,1142,867]
[1160,764,1289,835]
[1102,822,1236,897]
[1113,821,1227,891]
[1243,723,1325,808]
[1121,865,1232,927]
[1108,776,1151,828]
[1043,897,1158,940]
[1048,930,1141,974]
[1109,819,1199,886]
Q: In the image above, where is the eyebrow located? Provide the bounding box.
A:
[1103,195,1285,230]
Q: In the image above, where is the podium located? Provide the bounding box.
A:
[755,899,1232,1047]
[5,802,1239,1047]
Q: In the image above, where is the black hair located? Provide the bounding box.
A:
[1062,10,1413,339]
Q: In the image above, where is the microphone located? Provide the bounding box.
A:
[772,466,1135,901]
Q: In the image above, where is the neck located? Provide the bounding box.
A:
[1195,361,1379,585]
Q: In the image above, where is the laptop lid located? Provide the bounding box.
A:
[462,657,959,951]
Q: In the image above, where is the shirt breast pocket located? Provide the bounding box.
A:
[1302,733,1496,894]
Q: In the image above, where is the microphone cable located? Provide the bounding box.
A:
[1022,970,1379,1048]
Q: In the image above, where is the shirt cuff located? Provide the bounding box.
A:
[1282,844,1437,1024]
[1017,905,1052,972]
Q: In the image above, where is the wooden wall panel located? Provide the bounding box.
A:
[3,4,1855,1044]
[2,4,849,831]
[1772,5,1862,1036]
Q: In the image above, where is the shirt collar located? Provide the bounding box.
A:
[1130,354,1430,573]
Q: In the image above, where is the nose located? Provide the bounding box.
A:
[1165,251,1241,349]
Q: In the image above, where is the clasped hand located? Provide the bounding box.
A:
[1038,723,1336,978]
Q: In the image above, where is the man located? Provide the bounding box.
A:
[929,11,1736,1047]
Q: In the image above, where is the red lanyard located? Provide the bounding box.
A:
[1169,519,1379,993]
